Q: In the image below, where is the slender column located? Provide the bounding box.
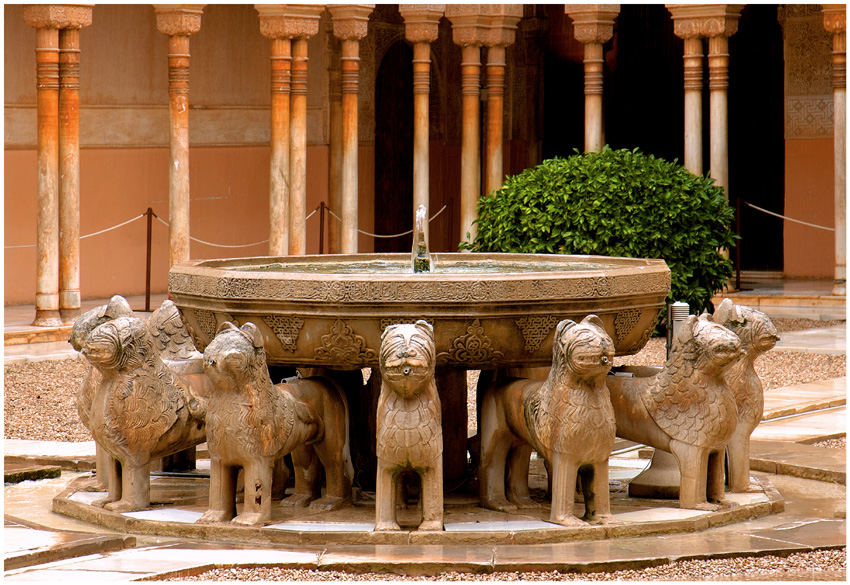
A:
[565,5,619,153]
[460,44,481,241]
[340,38,361,253]
[485,45,506,195]
[268,38,291,256]
[289,37,309,255]
[824,5,846,293]
[33,26,61,326]
[708,34,730,194]
[59,26,84,323]
[682,37,704,175]
[328,31,343,253]
[329,5,373,254]
[400,4,444,243]
[155,5,204,267]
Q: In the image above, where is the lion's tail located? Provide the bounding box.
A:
[328,377,354,484]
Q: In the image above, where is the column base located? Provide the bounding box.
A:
[627,448,681,499]
[60,307,81,324]
[832,279,846,297]
[33,309,63,327]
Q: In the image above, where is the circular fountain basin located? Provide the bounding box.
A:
[168,253,670,369]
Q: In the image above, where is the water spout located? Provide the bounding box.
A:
[412,204,431,273]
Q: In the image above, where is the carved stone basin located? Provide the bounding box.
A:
[168,253,670,369]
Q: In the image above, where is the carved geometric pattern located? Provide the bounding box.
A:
[193,309,217,340]
[379,317,434,332]
[514,315,559,353]
[263,315,304,352]
[614,309,642,343]
[438,319,505,365]
[314,319,377,366]
[786,96,833,139]
[783,13,832,97]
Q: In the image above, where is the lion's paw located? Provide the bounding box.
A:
[104,500,141,513]
[550,514,587,528]
[374,521,401,532]
[281,493,313,508]
[233,512,265,526]
[309,495,346,511]
[417,520,443,532]
[197,509,231,524]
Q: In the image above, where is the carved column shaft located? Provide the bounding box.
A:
[583,42,605,152]
[824,6,846,291]
[34,26,61,326]
[708,34,729,194]
[58,27,81,322]
[289,37,309,255]
[683,37,703,175]
[485,45,506,196]
[460,45,481,243]
[167,33,192,266]
[269,37,291,256]
[340,38,360,253]
[328,34,343,253]
[412,41,431,240]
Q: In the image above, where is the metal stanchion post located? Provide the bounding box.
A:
[145,208,153,312]
[319,201,326,255]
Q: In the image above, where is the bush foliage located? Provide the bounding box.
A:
[463,147,736,313]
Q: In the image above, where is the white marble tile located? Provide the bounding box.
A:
[266,521,374,532]
[614,507,709,523]
[444,519,556,532]
[122,508,202,523]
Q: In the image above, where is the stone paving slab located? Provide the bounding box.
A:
[775,326,846,355]
[762,378,846,420]
[751,407,846,443]
[4,463,61,484]
[750,440,846,484]
[3,519,135,571]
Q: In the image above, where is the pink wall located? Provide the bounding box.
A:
[783,138,835,278]
[4,144,380,305]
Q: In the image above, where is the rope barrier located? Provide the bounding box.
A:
[326,204,448,239]
[153,216,269,249]
[744,201,835,232]
[4,212,146,249]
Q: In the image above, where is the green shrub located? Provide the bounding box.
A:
[462,147,736,313]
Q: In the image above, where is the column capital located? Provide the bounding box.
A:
[255,5,325,39]
[399,4,444,44]
[328,5,374,41]
[153,5,205,37]
[446,5,523,47]
[564,4,619,44]
[823,5,846,35]
[23,4,92,30]
[666,4,744,39]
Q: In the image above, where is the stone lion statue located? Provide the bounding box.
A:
[80,315,207,512]
[713,298,779,493]
[70,295,134,491]
[198,321,352,526]
[375,320,443,532]
[607,313,743,510]
[479,315,616,526]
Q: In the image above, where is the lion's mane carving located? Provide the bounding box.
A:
[607,313,744,510]
[80,315,207,512]
[479,315,616,526]
[198,321,352,526]
[713,298,779,493]
[375,320,443,531]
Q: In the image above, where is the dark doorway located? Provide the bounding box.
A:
[729,5,784,271]
[374,40,414,253]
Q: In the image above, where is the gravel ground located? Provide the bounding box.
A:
[167,548,846,582]
[771,318,844,333]
[812,436,847,449]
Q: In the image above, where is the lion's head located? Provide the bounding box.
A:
[69,295,133,352]
[552,315,614,381]
[674,313,744,374]
[81,315,152,373]
[379,320,435,397]
[713,298,779,355]
[203,321,268,392]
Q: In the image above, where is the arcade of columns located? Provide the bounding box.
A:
[23,4,847,326]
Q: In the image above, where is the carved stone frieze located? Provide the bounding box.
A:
[314,319,378,365]
[328,4,374,41]
[379,317,434,332]
[514,315,559,353]
[263,315,305,352]
[193,309,219,340]
[786,96,834,139]
[564,5,620,44]
[254,4,324,39]
[399,4,445,44]
[666,4,743,39]
[614,308,642,343]
[438,319,505,364]
[783,13,832,97]
[22,4,93,30]
[153,5,205,36]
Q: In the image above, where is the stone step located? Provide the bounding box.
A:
[4,464,61,484]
